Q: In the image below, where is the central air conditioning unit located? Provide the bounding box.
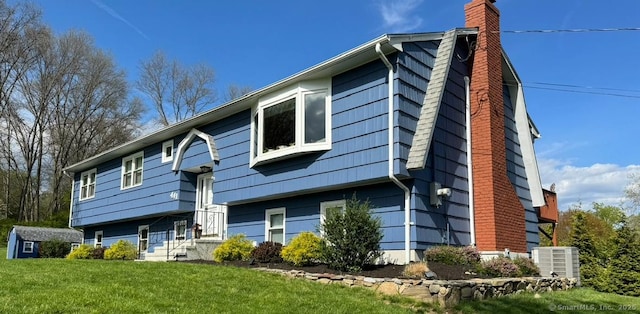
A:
[532,246,580,286]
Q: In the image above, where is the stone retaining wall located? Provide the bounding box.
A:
[256,268,579,307]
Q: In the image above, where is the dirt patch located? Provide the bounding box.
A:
[183,260,484,280]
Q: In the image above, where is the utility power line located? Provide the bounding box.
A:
[500,27,640,34]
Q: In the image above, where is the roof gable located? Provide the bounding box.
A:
[13,226,83,243]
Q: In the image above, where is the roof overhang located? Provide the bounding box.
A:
[64,29,476,174]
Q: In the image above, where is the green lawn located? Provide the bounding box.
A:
[2,247,638,314]
[0,252,425,314]
[455,287,640,314]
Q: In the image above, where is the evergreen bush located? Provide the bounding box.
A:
[319,194,383,272]
[104,240,137,260]
[213,234,254,263]
[607,221,640,296]
[39,238,71,258]
[281,232,322,266]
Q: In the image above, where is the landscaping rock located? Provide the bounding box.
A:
[377,282,399,295]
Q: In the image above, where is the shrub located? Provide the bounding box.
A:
[424,245,480,266]
[213,234,254,263]
[104,240,137,260]
[512,256,540,276]
[39,238,71,258]
[251,241,283,263]
[281,232,322,266]
[67,244,94,259]
[479,257,520,277]
[320,194,383,272]
[92,246,107,259]
[402,262,429,279]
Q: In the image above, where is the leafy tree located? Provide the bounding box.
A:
[320,194,383,272]
[570,212,604,289]
[608,220,640,296]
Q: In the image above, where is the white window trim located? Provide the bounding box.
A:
[121,151,144,190]
[79,168,97,201]
[320,200,346,237]
[174,220,187,241]
[23,241,34,253]
[250,80,332,167]
[162,140,174,163]
[71,243,80,251]
[138,225,149,252]
[94,231,103,248]
[265,207,286,244]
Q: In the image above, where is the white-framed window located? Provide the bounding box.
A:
[94,231,103,248]
[162,140,174,163]
[320,200,346,237]
[138,225,149,252]
[265,208,286,244]
[70,243,80,251]
[250,80,331,166]
[174,220,187,240]
[79,168,97,200]
[121,152,144,189]
[23,241,34,253]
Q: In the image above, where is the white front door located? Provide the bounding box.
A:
[195,173,226,239]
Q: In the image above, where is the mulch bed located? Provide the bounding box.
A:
[184,259,483,280]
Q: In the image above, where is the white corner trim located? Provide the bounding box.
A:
[172,128,220,171]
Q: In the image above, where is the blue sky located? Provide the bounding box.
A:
[23,0,640,211]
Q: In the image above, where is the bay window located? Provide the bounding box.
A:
[251,80,331,166]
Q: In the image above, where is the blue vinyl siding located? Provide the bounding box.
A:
[83,213,192,253]
[6,231,17,259]
[397,40,472,250]
[227,182,408,251]
[504,85,540,251]
[213,60,393,204]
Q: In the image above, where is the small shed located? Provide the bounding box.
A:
[6,226,83,259]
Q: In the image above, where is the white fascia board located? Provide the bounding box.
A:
[502,50,545,207]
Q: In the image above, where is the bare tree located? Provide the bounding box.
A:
[136,50,217,126]
[0,0,44,220]
[224,84,253,102]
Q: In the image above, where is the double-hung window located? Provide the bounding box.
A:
[251,80,331,166]
[265,208,286,244]
[122,152,143,189]
[319,200,346,237]
[23,241,34,253]
[79,169,97,200]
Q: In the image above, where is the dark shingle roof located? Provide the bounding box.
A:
[13,226,83,243]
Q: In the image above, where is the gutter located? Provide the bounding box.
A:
[464,76,476,246]
[375,43,413,264]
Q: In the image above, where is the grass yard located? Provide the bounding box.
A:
[0,250,425,314]
[455,287,640,314]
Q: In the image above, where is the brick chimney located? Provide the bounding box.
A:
[465,0,527,253]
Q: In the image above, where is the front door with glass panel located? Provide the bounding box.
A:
[194,173,225,238]
[138,225,149,252]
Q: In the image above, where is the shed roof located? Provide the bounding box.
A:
[12,226,83,243]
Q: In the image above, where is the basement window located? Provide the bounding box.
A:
[251,80,331,166]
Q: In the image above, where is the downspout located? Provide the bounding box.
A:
[64,171,74,228]
[464,76,476,246]
[375,43,413,264]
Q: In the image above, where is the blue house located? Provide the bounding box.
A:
[7,226,83,259]
[63,0,556,263]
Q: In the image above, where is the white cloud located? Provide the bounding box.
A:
[90,0,150,40]
[537,158,640,211]
[378,0,424,33]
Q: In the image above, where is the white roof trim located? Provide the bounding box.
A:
[172,128,219,171]
[502,50,545,207]
[406,30,458,170]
